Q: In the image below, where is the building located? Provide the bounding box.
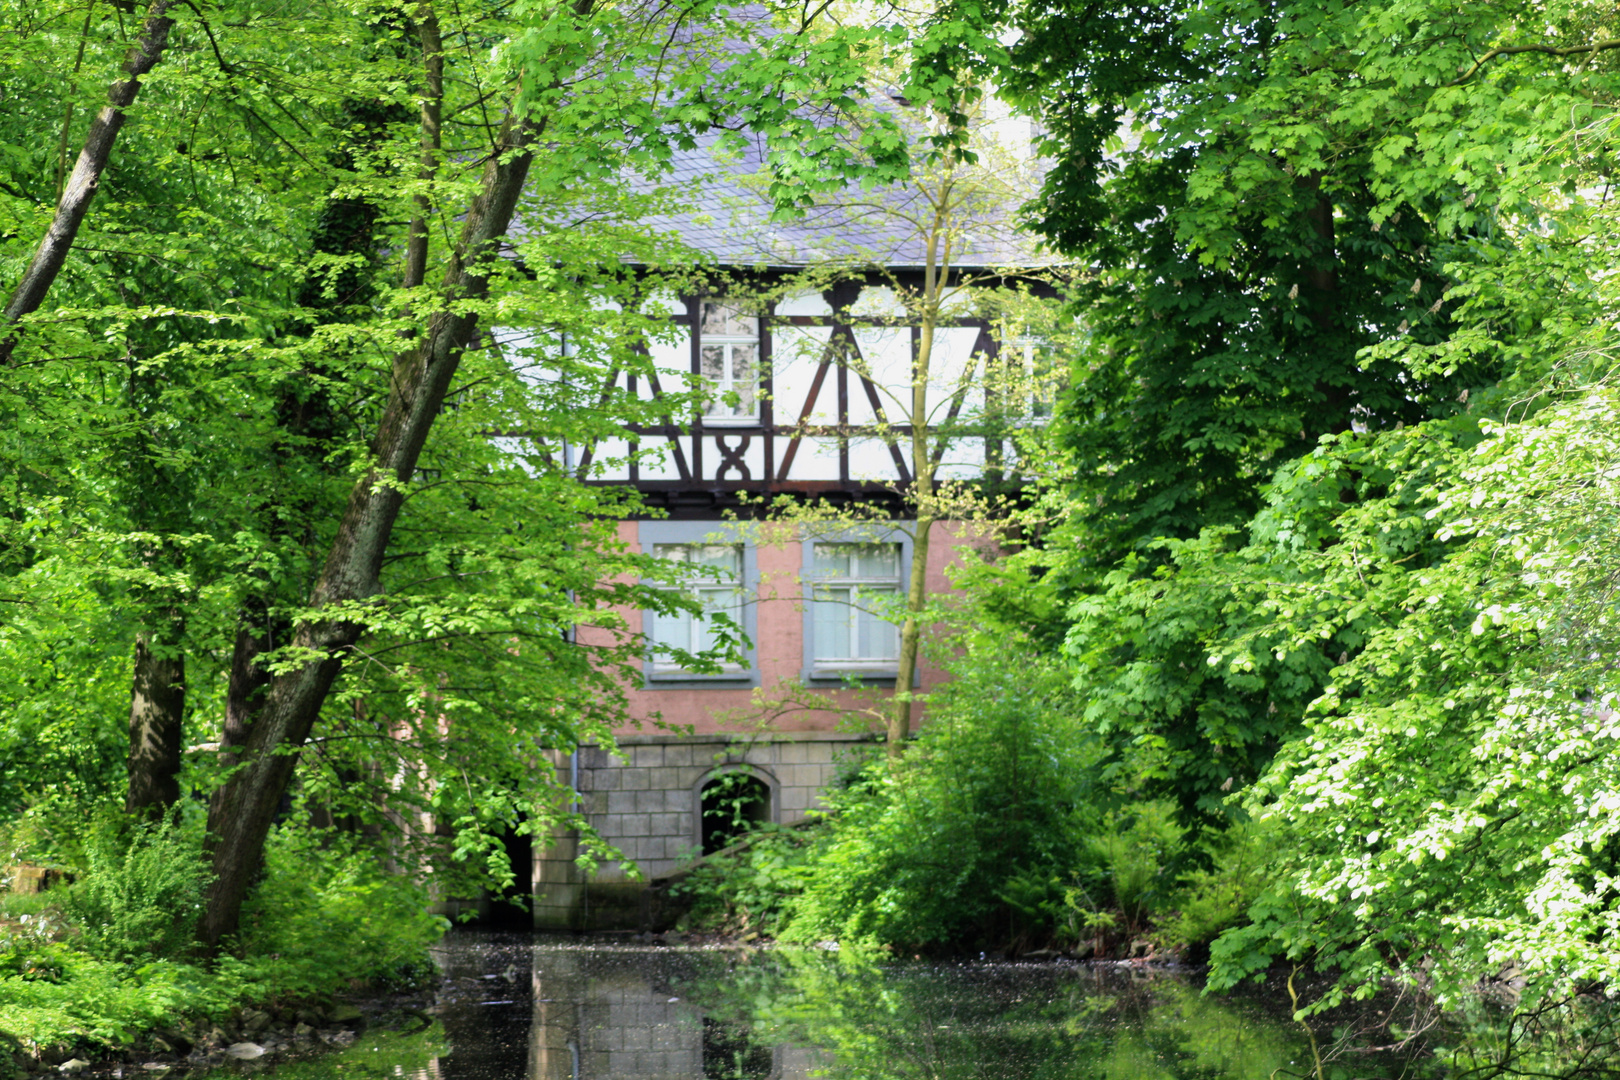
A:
[524,107,1055,929]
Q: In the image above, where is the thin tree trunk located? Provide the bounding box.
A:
[888,513,932,756]
[126,632,184,817]
[888,213,943,756]
[0,0,178,365]
[199,104,546,951]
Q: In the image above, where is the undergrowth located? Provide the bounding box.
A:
[0,813,444,1070]
[671,646,1273,957]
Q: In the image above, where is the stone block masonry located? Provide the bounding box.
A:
[532,732,878,930]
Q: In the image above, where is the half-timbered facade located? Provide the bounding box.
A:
[587,281,1013,516]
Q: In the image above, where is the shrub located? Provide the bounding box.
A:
[1084,803,1181,933]
[1158,821,1273,959]
[0,814,446,1062]
[780,648,1104,948]
[672,823,818,937]
[59,813,209,963]
[996,803,1183,954]
[225,824,446,999]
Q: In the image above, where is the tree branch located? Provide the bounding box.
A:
[1448,38,1620,86]
[0,0,179,365]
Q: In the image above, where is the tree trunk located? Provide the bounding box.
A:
[198,106,545,952]
[0,0,178,365]
[888,514,932,756]
[888,221,942,756]
[404,5,444,291]
[223,614,272,763]
[125,632,184,818]
[1299,174,1350,435]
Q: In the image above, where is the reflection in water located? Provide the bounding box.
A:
[702,1019,774,1080]
[183,930,1609,1080]
[415,930,1438,1080]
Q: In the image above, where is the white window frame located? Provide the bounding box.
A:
[801,527,914,683]
[640,522,758,684]
[697,299,760,426]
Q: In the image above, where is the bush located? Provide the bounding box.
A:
[996,803,1183,954]
[0,814,445,1061]
[672,824,818,937]
[1157,821,1273,960]
[779,648,1105,948]
[1084,803,1180,933]
[59,813,209,963]
[225,824,447,999]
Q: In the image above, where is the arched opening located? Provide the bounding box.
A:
[699,771,772,855]
[482,815,533,927]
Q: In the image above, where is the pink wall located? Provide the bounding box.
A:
[594,520,985,738]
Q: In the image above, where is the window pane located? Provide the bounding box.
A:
[694,583,735,616]
[651,544,743,670]
[814,542,900,578]
[857,592,898,659]
[700,344,725,381]
[651,608,690,652]
[812,544,851,577]
[855,544,899,577]
[701,301,758,338]
[812,543,901,666]
[691,545,740,574]
[814,586,852,659]
[694,609,720,653]
[731,344,756,412]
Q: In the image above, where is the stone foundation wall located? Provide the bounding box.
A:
[533,733,877,930]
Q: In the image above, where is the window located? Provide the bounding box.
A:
[809,542,901,677]
[640,522,758,684]
[1011,337,1057,419]
[648,543,746,675]
[699,300,758,423]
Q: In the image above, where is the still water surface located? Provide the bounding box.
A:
[222,928,1439,1080]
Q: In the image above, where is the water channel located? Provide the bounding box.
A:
[207,928,1468,1080]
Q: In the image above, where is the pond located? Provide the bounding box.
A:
[205,928,1486,1080]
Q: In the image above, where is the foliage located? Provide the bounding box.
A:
[1053,411,1479,830]
[0,585,129,824]
[892,0,1620,1032]
[223,825,446,1000]
[995,0,1493,564]
[0,818,440,1059]
[672,823,819,938]
[1155,822,1274,960]
[779,645,1105,947]
[1082,804,1180,935]
[58,813,209,964]
[0,944,232,1056]
[1200,383,1620,1011]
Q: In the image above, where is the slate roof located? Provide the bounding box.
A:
[629,126,1049,270]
